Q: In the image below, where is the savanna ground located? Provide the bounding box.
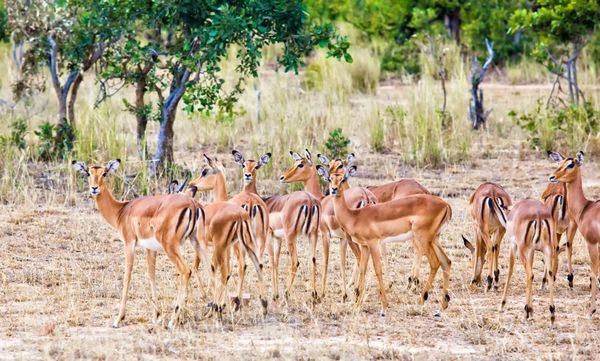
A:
[2,43,600,359]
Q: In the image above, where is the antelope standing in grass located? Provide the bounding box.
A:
[462,182,512,290]
[232,149,321,301]
[72,159,204,328]
[548,151,599,318]
[500,198,558,324]
[317,165,452,313]
[282,150,376,300]
[186,154,269,312]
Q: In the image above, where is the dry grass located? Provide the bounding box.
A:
[2,152,600,360]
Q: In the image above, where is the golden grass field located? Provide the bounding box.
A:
[2,148,600,360]
[2,41,600,359]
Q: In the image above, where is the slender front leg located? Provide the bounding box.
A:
[566,223,577,288]
[544,246,556,324]
[587,243,599,318]
[145,249,160,322]
[369,242,388,313]
[114,242,135,328]
[284,232,299,300]
[320,229,330,301]
[340,235,349,301]
[308,228,319,301]
[355,244,370,309]
[500,247,515,311]
[271,235,282,301]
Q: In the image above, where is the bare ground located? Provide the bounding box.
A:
[2,151,600,360]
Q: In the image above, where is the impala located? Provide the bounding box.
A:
[72,159,204,328]
[548,151,599,318]
[500,199,558,324]
[187,154,269,312]
[462,182,512,290]
[283,150,377,300]
[232,149,321,301]
[317,165,452,312]
[544,151,578,288]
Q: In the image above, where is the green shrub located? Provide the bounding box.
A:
[324,128,350,158]
[0,118,27,150]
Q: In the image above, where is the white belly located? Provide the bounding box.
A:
[273,229,286,239]
[137,237,162,251]
[381,231,414,245]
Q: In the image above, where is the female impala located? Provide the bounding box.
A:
[548,151,599,318]
[283,150,376,300]
[544,151,578,288]
[317,165,452,312]
[462,182,512,291]
[500,199,558,324]
[72,160,204,328]
[232,149,321,301]
[187,154,269,311]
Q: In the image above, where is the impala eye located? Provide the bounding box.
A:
[298,163,304,168]
[567,162,575,169]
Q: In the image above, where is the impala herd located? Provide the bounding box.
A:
[72,149,599,328]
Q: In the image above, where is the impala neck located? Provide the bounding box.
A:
[303,166,324,200]
[564,167,590,221]
[214,171,229,202]
[94,187,127,229]
[332,185,356,222]
[243,178,258,195]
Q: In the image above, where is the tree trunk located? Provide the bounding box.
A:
[135,75,148,160]
[444,10,460,43]
[67,73,83,133]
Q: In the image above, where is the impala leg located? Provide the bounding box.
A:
[308,229,319,302]
[420,246,440,306]
[347,238,361,292]
[432,241,452,309]
[190,235,209,300]
[587,242,599,318]
[164,246,191,329]
[233,244,246,311]
[523,250,534,320]
[114,242,135,328]
[500,246,515,311]
[369,243,388,313]
[566,223,577,288]
[284,233,299,300]
[340,235,349,301]
[320,229,330,300]
[485,240,494,292]
[210,246,229,320]
[271,236,282,301]
[409,241,422,291]
[145,250,160,322]
[354,244,370,309]
[471,231,485,285]
[493,229,505,290]
[380,241,392,289]
[544,246,556,324]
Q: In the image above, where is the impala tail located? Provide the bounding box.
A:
[296,202,320,235]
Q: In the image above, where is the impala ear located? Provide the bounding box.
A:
[203,154,216,169]
[71,160,89,176]
[256,152,271,169]
[290,151,302,161]
[346,153,356,164]
[316,165,331,183]
[168,180,179,194]
[317,153,330,165]
[547,151,565,163]
[232,150,245,166]
[576,151,585,165]
[345,165,357,180]
[201,168,210,177]
[304,149,312,164]
[103,159,121,176]
[188,185,198,198]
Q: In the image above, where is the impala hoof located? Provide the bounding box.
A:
[567,273,574,288]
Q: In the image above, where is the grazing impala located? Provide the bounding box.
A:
[544,152,578,288]
[548,151,599,318]
[283,150,377,300]
[72,160,204,328]
[317,165,452,312]
[462,182,512,290]
[232,149,321,301]
[500,199,558,324]
[187,154,269,312]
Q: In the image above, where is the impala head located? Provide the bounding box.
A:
[316,164,357,196]
[548,150,584,185]
[231,149,271,184]
[72,159,121,197]
[167,178,189,195]
[189,154,225,191]
[317,152,355,174]
[280,149,314,183]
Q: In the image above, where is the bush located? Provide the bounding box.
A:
[510,99,600,152]
[324,128,350,158]
[0,118,27,150]
[34,121,74,161]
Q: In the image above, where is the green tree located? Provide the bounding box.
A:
[99,0,351,171]
[511,0,600,105]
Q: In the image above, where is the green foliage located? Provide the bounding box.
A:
[0,118,27,150]
[510,99,600,152]
[324,128,350,158]
[0,1,7,42]
[33,121,73,161]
